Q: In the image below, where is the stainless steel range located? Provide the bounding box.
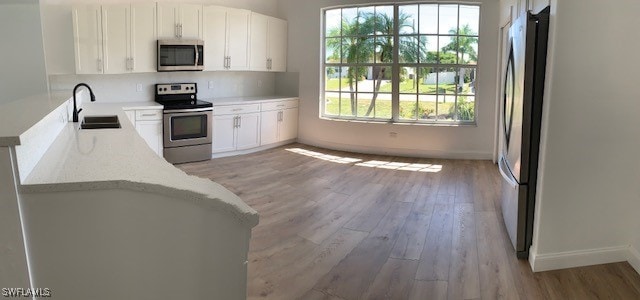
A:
[155,83,212,164]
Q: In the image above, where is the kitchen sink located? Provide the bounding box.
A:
[80,115,121,129]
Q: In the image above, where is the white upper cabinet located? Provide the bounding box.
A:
[249,13,287,72]
[74,3,156,74]
[268,17,287,72]
[130,3,157,73]
[73,5,103,74]
[203,6,250,71]
[157,3,202,40]
[101,5,129,74]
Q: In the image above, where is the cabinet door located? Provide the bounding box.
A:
[260,110,279,146]
[268,17,288,72]
[101,5,129,74]
[203,6,227,71]
[212,115,237,153]
[73,5,103,74]
[157,3,179,39]
[226,9,250,70]
[236,113,260,150]
[249,12,269,71]
[136,120,163,157]
[280,107,298,141]
[130,3,157,73]
[180,4,203,39]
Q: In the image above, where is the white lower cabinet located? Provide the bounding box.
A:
[136,120,163,156]
[212,104,260,154]
[124,108,163,157]
[212,98,298,156]
[260,100,298,145]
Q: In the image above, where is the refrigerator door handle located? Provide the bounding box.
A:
[499,157,518,189]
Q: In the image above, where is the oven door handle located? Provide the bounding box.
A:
[163,108,212,114]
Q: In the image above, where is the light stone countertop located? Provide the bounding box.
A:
[19,102,259,227]
[206,95,298,106]
[0,91,73,146]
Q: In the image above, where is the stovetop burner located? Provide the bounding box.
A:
[157,99,213,110]
[154,83,212,110]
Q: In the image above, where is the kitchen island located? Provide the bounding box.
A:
[0,92,258,300]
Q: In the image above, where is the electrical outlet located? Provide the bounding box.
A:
[208,81,214,89]
[136,83,143,92]
[389,132,398,138]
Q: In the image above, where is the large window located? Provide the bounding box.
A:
[322,3,479,123]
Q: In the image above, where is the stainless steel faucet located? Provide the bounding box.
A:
[72,83,96,123]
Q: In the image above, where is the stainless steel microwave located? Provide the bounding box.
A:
[157,39,204,72]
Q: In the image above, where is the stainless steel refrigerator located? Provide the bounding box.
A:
[499,6,550,259]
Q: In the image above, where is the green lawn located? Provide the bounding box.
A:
[327,78,469,94]
[324,97,458,120]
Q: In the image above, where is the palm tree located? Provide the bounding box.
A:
[326,13,373,115]
[442,24,477,120]
[362,11,425,117]
[326,10,425,117]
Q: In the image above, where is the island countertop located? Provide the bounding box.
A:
[17,101,259,227]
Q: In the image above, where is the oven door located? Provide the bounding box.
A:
[157,39,204,71]
[163,109,212,148]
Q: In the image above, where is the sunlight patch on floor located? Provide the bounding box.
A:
[286,148,442,172]
[356,160,443,172]
[286,148,362,164]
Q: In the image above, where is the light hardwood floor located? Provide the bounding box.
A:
[178,143,640,300]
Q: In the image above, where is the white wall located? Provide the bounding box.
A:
[529,0,640,271]
[277,0,499,159]
[0,0,49,104]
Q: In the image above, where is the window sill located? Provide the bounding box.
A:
[319,116,477,127]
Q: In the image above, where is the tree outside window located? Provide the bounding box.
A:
[323,3,479,123]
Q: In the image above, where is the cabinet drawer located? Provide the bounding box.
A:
[135,109,163,121]
[261,99,298,111]
[214,104,261,115]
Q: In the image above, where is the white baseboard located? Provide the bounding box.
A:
[297,138,493,160]
[529,245,629,272]
[211,139,296,159]
[628,245,640,274]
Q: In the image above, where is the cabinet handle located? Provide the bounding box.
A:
[233,116,238,128]
[227,56,231,69]
[141,113,157,117]
[130,57,134,71]
[180,24,183,37]
[232,108,242,112]
[97,58,103,73]
[238,116,242,128]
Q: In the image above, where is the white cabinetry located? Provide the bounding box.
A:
[249,13,287,72]
[212,104,260,153]
[203,6,250,71]
[73,3,156,74]
[260,100,298,145]
[73,5,103,74]
[124,108,163,157]
[157,3,202,39]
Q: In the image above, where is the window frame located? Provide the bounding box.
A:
[320,2,481,125]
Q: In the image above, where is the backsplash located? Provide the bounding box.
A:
[49,71,277,103]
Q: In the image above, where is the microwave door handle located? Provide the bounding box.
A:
[194,45,199,67]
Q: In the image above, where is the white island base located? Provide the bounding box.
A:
[0,92,258,300]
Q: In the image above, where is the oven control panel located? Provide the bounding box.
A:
[156,83,197,95]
